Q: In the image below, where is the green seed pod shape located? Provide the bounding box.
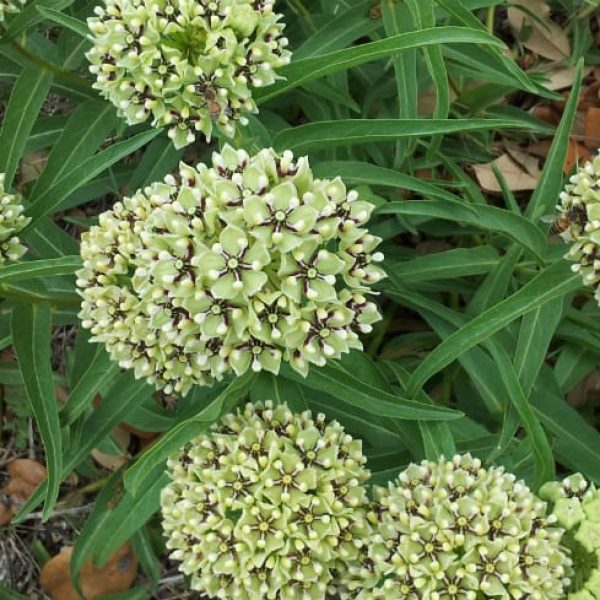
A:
[0,173,30,265]
[556,154,600,302]
[341,454,570,600]
[76,145,384,395]
[0,0,25,23]
[540,474,600,599]
[160,401,372,600]
[87,0,291,148]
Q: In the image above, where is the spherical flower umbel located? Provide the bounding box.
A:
[556,154,600,302]
[160,401,372,599]
[0,174,30,265]
[540,474,600,599]
[0,0,26,23]
[76,145,384,394]
[343,454,570,600]
[86,0,291,148]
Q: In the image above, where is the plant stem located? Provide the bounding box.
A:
[486,5,496,34]
[8,39,92,91]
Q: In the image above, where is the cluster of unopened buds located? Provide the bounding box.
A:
[0,0,25,23]
[161,401,372,600]
[0,174,30,265]
[556,154,600,303]
[341,454,570,600]
[76,145,385,395]
[541,474,600,599]
[86,0,291,148]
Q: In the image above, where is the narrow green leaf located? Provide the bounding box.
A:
[532,367,600,482]
[293,0,377,59]
[283,361,463,421]
[0,68,52,187]
[513,298,565,398]
[384,360,457,459]
[388,247,498,283]
[405,261,582,396]
[25,128,160,226]
[274,118,552,154]
[127,135,183,193]
[250,372,308,412]
[526,59,584,220]
[131,528,161,590]
[382,0,418,161]
[0,256,81,284]
[25,115,69,153]
[37,6,88,37]
[486,343,554,489]
[11,302,62,518]
[379,200,548,260]
[255,27,503,103]
[0,0,76,43]
[61,346,121,425]
[312,161,467,204]
[31,101,117,198]
[13,373,152,521]
[124,372,255,496]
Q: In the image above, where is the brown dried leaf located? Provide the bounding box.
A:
[40,542,137,600]
[508,0,570,61]
[0,458,47,525]
[584,107,600,150]
[564,139,591,174]
[91,427,131,471]
[472,153,540,192]
[540,65,593,91]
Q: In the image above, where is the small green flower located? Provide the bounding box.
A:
[0,173,30,265]
[540,474,600,599]
[341,454,570,600]
[160,401,372,599]
[0,0,25,23]
[556,154,600,302]
[77,145,384,394]
[87,0,291,148]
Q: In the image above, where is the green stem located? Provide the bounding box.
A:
[8,39,92,91]
[0,284,79,308]
[486,5,496,34]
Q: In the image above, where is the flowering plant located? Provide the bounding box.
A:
[0,174,29,265]
[87,0,291,148]
[76,144,384,394]
[345,455,569,599]
[161,401,371,599]
[541,474,600,599]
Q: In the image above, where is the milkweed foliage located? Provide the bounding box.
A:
[0,0,599,597]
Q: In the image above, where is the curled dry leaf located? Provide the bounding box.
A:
[0,458,47,525]
[91,426,131,471]
[508,0,570,61]
[472,151,541,192]
[40,542,137,600]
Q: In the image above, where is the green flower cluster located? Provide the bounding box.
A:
[344,454,569,600]
[556,154,600,302]
[87,0,291,148]
[76,145,384,395]
[160,401,372,600]
[0,174,30,265]
[541,474,600,599]
[0,0,25,23]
